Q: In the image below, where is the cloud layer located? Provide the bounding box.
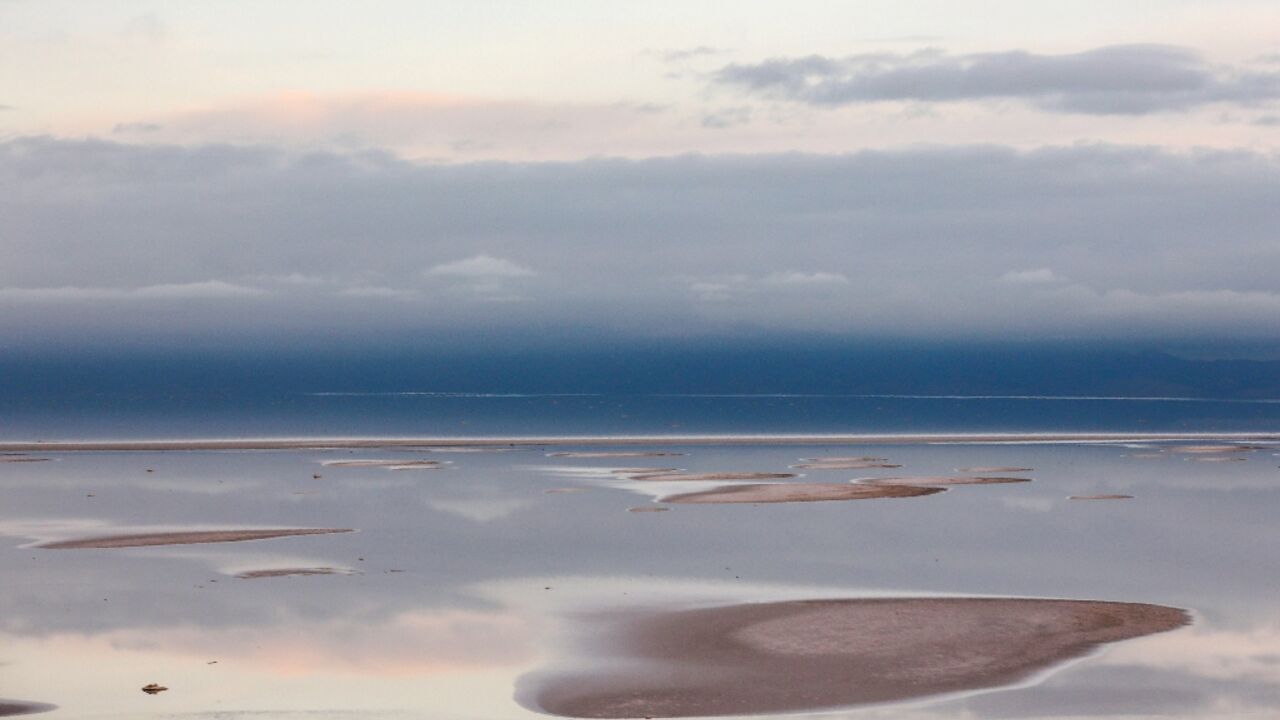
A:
[714,44,1280,114]
[2,136,1279,345]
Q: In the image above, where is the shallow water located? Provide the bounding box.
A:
[1,438,1278,718]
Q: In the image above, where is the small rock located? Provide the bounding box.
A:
[141,683,168,695]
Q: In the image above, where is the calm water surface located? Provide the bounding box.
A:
[1,398,1278,717]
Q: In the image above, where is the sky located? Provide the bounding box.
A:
[2,1,1279,351]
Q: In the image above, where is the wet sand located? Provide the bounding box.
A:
[630,472,796,482]
[791,461,902,469]
[627,507,670,513]
[661,483,942,504]
[1069,494,1134,500]
[37,528,353,549]
[524,597,1190,718]
[0,701,55,717]
[236,567,350,579]
[4,432,1279,452]
[860,476,1031,486]
[548,451,686,458]
[321,459,443,469]
[0,457,50,463]
[956,466,1034,473]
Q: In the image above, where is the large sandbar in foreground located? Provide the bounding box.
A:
[524,597,1189,718]
[38,528,353,549]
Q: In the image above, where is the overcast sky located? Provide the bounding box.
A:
[2,1,1278,349]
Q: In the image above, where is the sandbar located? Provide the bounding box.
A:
[1069,494,1134,500]
[791,462,902,469]
[38,528,353,549]
[800,456,888,462]
[0,701,55,717]
[321,459,443,469]
[956,466,1033,473]
[523,597,1189,718]
[1168,444,1266,454]
[548,451,685,458]
[660,483,941,504]
[236,567,350,579]
[628,507,670,513]
[0,457,50,463]
[631,472,796,482]
[610,467,680,475]
[860,476,1031,486]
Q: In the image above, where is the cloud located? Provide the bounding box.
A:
[427,255,536,278]
[112,122,162,134]
[714,44,1280,114]
[660,46,724,64]
[763,271,850,287]
[1001,268,1061,284]
[0,280,266,302]
[4,137,1280,344]
[337,285,418,299]
[135,92,673,160]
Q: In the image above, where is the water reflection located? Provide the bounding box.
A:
[0,441,1276,717]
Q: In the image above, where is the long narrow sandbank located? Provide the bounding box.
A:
[523,597,1189,718]
[2,432,1278,452]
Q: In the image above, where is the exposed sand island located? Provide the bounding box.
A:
[661,483,941,504]
[1168,444,1267,454]
[791,461,902,469]
[523,597,1189,718]
[548,451,686,458]
[37,528,353,549]
[236,567,351,579]
[799,456,889,462]
[321,459,444,469]
[860,476,1031,486]
[630,472,796,482]
[956,466,1034,473]
[0,700,55,717]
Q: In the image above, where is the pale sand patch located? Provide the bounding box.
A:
[547,451,685,458]
[630,472,796,482]
[661,483,941,504]
[236,567,353,579]
[321,459,443,469]
[791,462,902,470]
[0,700,56,716]
[628,507,670,513]
[860,476,1031,487]
[1188,456,1246,463]
[1069,494,1134,500]
[955,466,1034,473]
[609,468,680,475]
[524,597,1189,718]
[38,528,353,549]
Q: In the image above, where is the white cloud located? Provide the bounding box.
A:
[763,271,850,287]
[0,280,266,302]
[1001,268,1061,284]
[426,255,536,278]
[337,285,418,299]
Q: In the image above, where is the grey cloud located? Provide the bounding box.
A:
[112,122,163,134]
[714,44,1280,114]
[2,136,1279,345]
[661,46,724,64]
